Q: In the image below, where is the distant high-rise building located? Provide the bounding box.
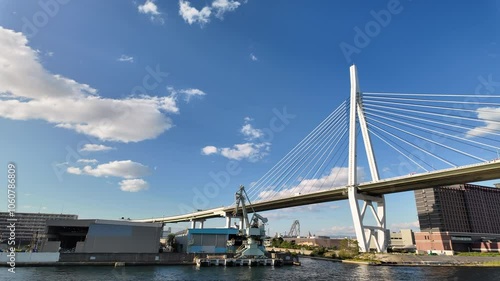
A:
[414,184,500,234]
[0,212,77,247]
[414,184,500,253]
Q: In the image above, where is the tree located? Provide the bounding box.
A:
[340,238,349,250]
[280,240,291,248]
[271,237,284,247]
[167,234,176,247]
[338,238,359,259]
[166,234,178,252]
[310,247,326,257]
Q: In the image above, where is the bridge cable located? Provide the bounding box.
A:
[244,101,345,201]
[259,104,348,201]
[246,100,348,202]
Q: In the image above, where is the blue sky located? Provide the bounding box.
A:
[0,0,499,236]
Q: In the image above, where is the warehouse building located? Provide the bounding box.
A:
[388,229,416,252]
[40,219,162,253]
[0,212,77,249]
[175,228,239,254]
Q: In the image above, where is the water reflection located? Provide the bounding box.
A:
[2,258,500,281]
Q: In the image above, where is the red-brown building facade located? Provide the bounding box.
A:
[414,184,500,253]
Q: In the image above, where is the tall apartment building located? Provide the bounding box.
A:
[414,184,500,253]
[0,212,77,247]
[414,184,500,234]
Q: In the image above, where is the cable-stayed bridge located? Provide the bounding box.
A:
[136,65,500,252]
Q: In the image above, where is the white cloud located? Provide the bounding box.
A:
[67,160,150,179]
[241,123,263,140]
[45,51,54,57]
[178,0,243,26]
[212,0,241,19]
[320,225,355,236]
[241,117,263,140]
[155,95,179,113]
[167,87,206,103]
[260,211,291,220]
[138,0,164,24]
[80,144,114,152]
[119,178,149,192]
[250,53,258,61]
[466,107,500,137]
[138,0,160,15]
[201,145,218,155]
[201,117,270,162]
[66,166,82,175]
[220,142,270,161]
[0,27,203,143]
[0,28,96,100]
[202,142,270,161]
[77,158,98,164]
[67,160,151,192]
[178,88,206,102]
[390,221,420,232]
[258,167,365,200]
[179,0,211,25]
[117,55,134,63]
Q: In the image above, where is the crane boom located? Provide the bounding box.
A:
[231,185,268,259]
[233,185,250,228]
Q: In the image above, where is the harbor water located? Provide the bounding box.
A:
[2,257,500,281]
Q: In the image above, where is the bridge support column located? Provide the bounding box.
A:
[225,216,232,228]
[348,186,387,253]
[190,220,196,229]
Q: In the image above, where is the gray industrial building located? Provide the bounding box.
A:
[0,212,77,247]
[41,219,163,253]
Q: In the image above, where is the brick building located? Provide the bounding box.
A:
[414,184,500,253]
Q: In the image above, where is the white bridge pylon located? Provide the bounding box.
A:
[348,65,387,253]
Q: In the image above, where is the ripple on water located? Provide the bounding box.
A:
[2,258,500,281]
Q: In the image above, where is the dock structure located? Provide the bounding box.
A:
[195,255,283,267]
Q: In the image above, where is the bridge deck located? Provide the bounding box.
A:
[136,160,500,223]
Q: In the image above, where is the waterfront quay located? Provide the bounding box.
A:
[2,257,500,281]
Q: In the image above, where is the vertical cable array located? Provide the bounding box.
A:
[243,92,500,204]
[362,92,500,173]
[247,100,350,203]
